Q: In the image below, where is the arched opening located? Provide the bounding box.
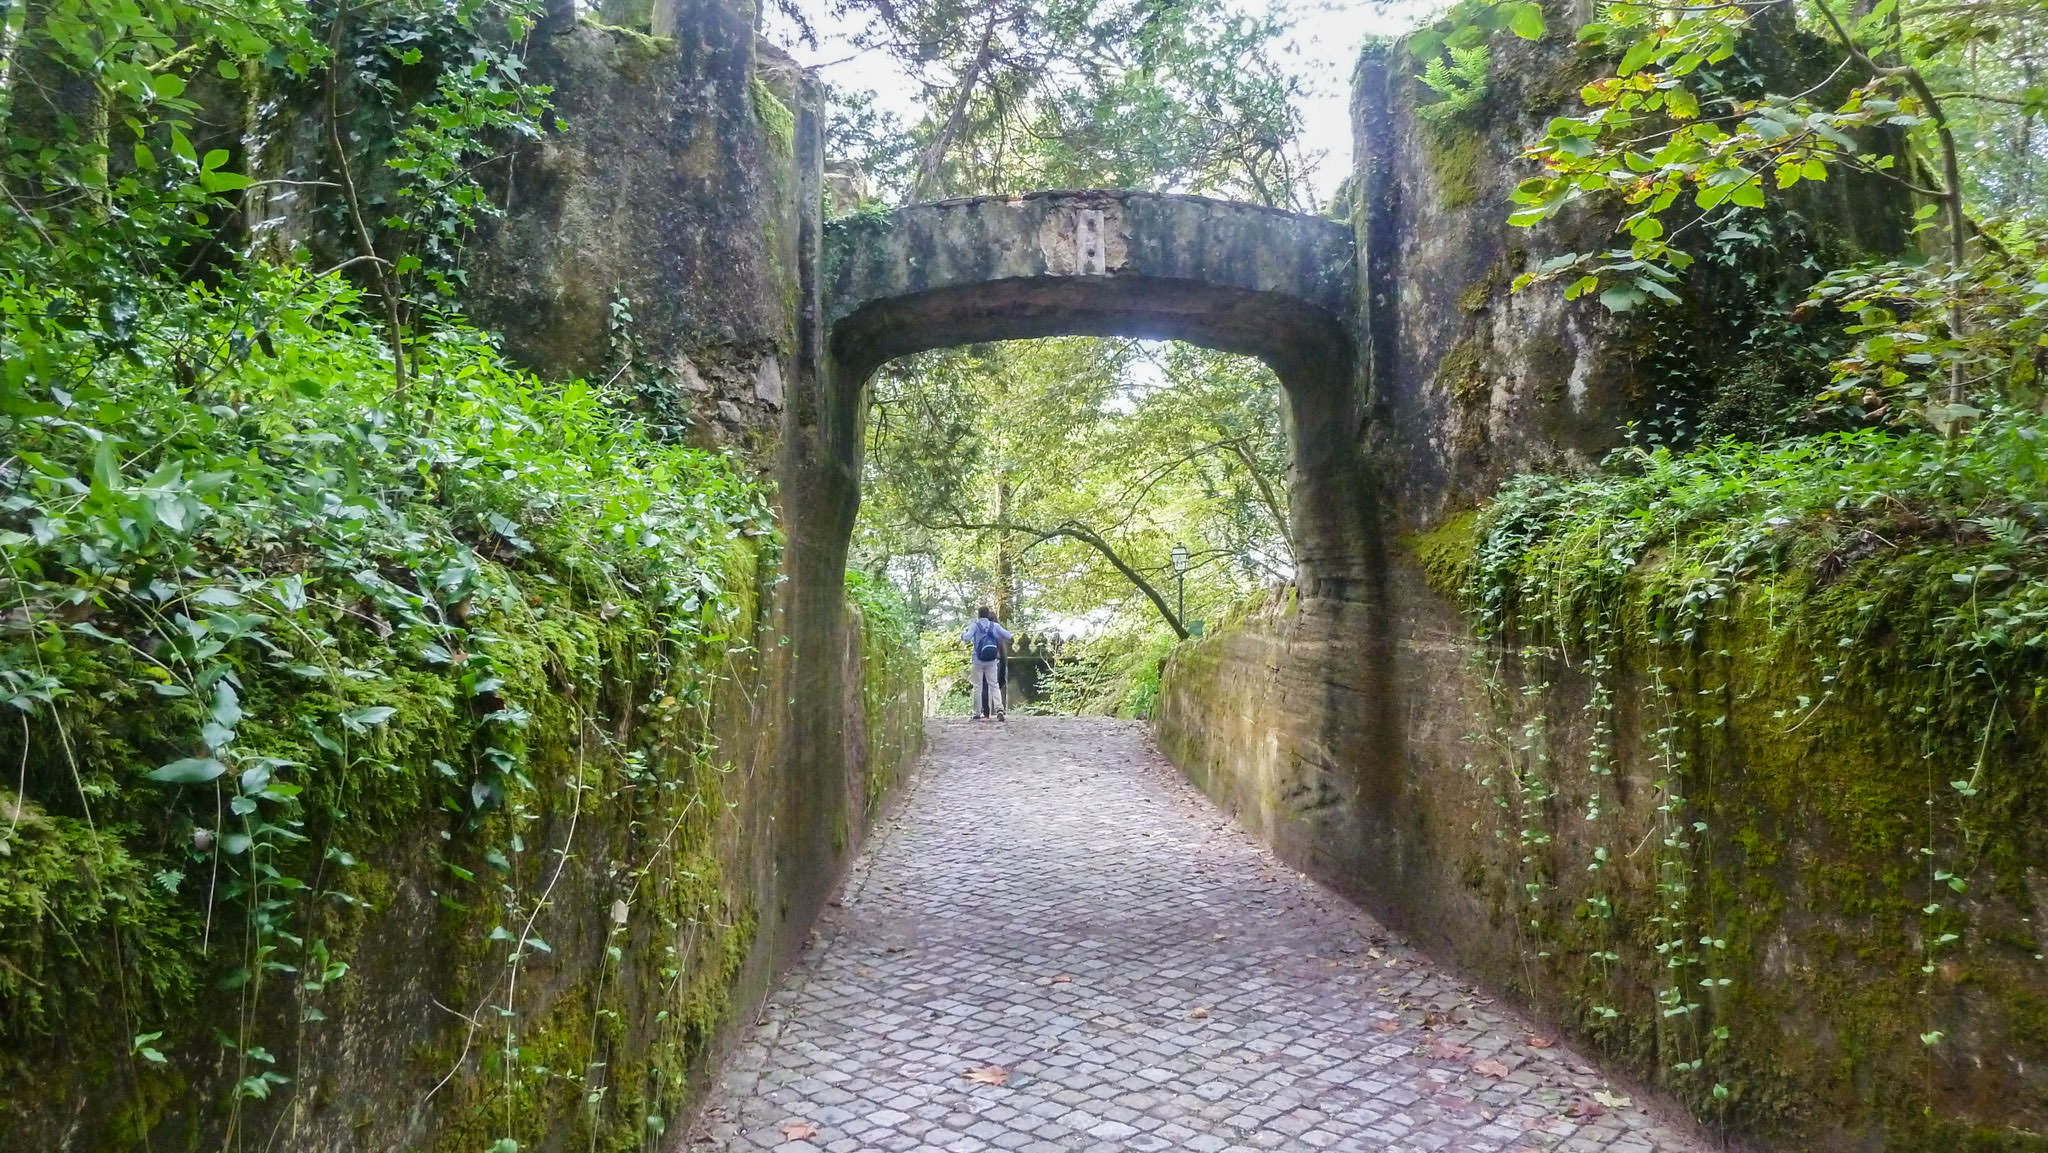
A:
[805,191,1377,614]
[852,336,1296,712]
[774,190,1388,889]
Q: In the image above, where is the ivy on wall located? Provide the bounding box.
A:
[1435,410,2048,1141]
[0,1,814,1148]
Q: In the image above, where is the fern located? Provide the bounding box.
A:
[1418,44,1490,121]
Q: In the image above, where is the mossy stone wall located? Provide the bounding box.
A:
[1158,534,2048,1151]
[0,0,924,1147]
[0,536,922,1152]
[1350,25,1908,531]
[1154,16,2029,1151]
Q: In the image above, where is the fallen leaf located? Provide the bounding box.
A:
[1592,1089,1633,1109]
[1525,1034,1556,1049]
[779,1120,818,1140]
[1565,1098,1606,1119]
[1187,1007,1210,1019]
[1427,1038,1474,1061]
[964,1065,1009,1086]
[1472,1057,1512,1077]
[1372,1019,1402,1033]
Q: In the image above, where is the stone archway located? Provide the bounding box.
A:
[817,190,1371,594]
[774,189,1389,932]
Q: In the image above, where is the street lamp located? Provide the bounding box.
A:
[1170,541,1189,627]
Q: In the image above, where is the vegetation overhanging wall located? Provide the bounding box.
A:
[0,3,924,1149]
[1157,21,2048,1153]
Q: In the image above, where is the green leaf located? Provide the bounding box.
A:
[239,764,274,795]
[201,169,253,194]
[341,705,397,732]
[148,758,227,784]
[1504,2,1545,40]
[212,681,243,729]
[1599,283,1647,312]
[133,1032,168,1064]
[1618,35,1661,77]
[1637,277,1680,304]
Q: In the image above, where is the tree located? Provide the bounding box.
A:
[854,337,1292,641]
[822,0,1314,206]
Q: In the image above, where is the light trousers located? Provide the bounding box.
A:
[969,658,1003,717]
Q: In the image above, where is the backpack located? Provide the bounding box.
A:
[972,622,1000,662]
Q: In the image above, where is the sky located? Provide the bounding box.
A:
[764,0,1443,205]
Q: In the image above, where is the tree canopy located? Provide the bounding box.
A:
[813,0,1317,207]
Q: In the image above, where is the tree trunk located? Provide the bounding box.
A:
[995,477,1015,620]
[597,0,655,29]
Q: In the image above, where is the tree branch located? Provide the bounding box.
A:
[1812,0,1970,405]
[1219,436,1295,565]
[929,516,1189,638]
[909,5,1003,201]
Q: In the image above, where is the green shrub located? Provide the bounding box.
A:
[0,263,772,1110]
[1040,627,1180,718]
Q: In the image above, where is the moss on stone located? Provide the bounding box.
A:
[1408,510,1482,598]
[579,14,676,59]
[751,75,795,157]
[1420,120,1483,212]
[1451,467,2048,1145]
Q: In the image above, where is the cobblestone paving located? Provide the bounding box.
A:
[688,717,1713,1153]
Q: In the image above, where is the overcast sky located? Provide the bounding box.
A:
[765,0,1442,204]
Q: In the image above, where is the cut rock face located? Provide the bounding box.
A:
[754,357,783,408]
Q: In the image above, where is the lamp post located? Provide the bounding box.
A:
[1171,541,1189,628]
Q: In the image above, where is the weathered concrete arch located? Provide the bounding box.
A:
[823,191,1356,389]
[817,191,1376,595]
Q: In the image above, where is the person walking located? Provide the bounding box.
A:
[962,606,1012,721]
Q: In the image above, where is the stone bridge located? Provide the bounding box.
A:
[814,191,1376,597]
[822,191,1356,391]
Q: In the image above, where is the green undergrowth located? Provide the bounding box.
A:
[0,264,775,1148]
[1040,626,1181,717]
[844,571,922,806]
[1444,412,2048,1145]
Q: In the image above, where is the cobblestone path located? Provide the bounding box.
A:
[689,718,1713,1153]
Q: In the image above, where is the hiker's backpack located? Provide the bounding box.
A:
[973,622,1000,662]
